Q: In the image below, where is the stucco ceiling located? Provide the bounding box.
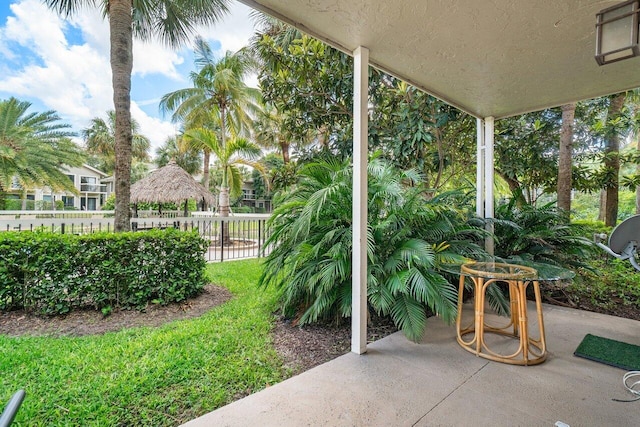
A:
[238,0,640,119]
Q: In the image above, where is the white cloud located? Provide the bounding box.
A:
[199,1,256,54]
[0,0,257,152]
[131,102,178,153]
[133,41,185,79]
[0,0,112,124]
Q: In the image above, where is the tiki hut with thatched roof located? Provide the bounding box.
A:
[130,160,214,217]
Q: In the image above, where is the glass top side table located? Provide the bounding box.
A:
[441,260,575,366]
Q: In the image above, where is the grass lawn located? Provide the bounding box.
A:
[0,259,283,426]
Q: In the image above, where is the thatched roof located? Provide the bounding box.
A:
[130,160,214,205]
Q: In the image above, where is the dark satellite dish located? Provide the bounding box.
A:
[597,214,640,271]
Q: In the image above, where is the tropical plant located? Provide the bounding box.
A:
[259,155,487,342]
[492,198,596,269]
[182,128,266,217]
[0,97,85,207]
[160,38,261,190]
[44,0,231,231]
[82,110,150,174]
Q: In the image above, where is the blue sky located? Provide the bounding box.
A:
[0,0,256,152]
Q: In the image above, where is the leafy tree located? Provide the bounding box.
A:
[160,38,260,190]
[130,161,149,184]
[629,90,640,214]
[270,161,299,193]
[254,21,476,190]
[154,135,202,176]
[44,0,231,231]
[494,109,565,205]
[490,99,616,209]
[254,30,354,155]
[369,80,475,191]
[0,97,85,207]
[82,110,150,174]
[259,155,487,341]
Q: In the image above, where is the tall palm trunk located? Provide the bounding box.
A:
[219,186,230,217]
[202,149,211,190]
[218,186,232,244]
[111,0,134,232]
[557,103,575,214]
[21,189,27,210]
[218,105,231,243]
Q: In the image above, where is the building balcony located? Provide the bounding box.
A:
[80,184,108,193]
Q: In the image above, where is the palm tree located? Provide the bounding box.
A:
[183,127,266,218]
[0,97,85,208]
[557,103,576,213]
[160,38,261,190]
[43,0,230,231]
[599,93,627,226]
[253,102,295,164]
[82,110,150,174]
[155,135,202,176]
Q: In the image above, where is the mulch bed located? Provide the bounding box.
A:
[0,284,232,337]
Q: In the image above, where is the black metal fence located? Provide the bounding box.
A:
[0,214,271,263]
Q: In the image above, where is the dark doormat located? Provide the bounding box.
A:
[574,334,640,371]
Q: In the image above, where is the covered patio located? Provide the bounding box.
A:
[182,1,640,424]
[234,0,640,354]
[184,303,639,426]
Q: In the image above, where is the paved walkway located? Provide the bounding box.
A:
[183,304,640,427]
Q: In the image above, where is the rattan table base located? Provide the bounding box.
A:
[455,262,547,366]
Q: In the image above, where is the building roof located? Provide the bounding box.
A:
[130,160,215,205]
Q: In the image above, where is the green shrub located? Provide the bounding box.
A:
[0,199,35,210]
[0,229,209,314]
[260,156,486,342]
[492,199,596,269]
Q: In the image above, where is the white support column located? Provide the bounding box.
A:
[476,118,485,219]
[351,46,369,355]
[484,116,495,255]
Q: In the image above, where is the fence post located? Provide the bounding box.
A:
[61,223,65,234]
[220,220,225,262]
[258,220,262,258]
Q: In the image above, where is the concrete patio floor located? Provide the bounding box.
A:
[183,303,640,427]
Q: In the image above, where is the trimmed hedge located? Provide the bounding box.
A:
[0,229,209,315]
